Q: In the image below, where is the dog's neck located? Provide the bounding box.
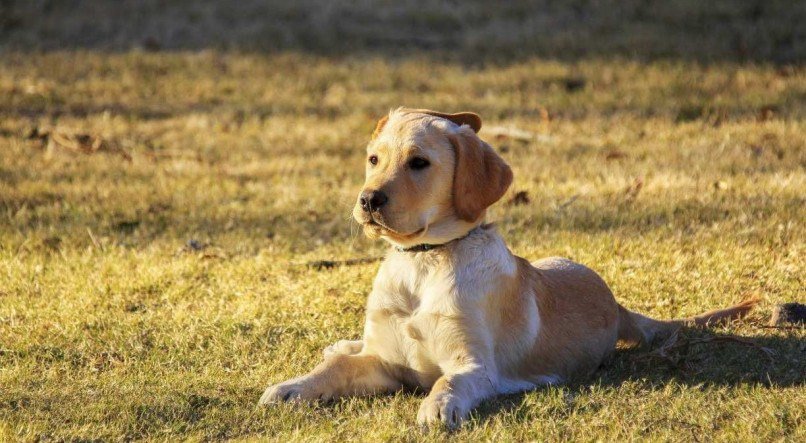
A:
[382,212,485,251]
[394,226,482,253]
[385,224,518,279]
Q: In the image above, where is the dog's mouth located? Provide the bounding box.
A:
[364,218,426,240]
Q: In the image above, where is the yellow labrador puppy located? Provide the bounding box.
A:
[259,108,757,428]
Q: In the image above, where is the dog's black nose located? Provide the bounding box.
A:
[360,190,388,212]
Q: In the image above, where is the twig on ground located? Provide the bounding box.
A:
[687,336,776,362]
[634,328,689,371]
[755,325,805,330]
[633,327,777,368]
[624,177,644,202]
[46,130,133,161]
[86,227,103,251]
[306,257,382,270]
[557,194,580,210]
[485,126,535,142]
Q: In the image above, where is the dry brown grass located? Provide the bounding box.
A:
[1,2,805,441]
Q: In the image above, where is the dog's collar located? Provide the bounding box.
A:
[394,227,479,253]
[396,243,444,253]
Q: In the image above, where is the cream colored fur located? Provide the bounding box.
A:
[258,108,757,429]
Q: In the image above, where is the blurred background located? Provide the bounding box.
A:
[1,0,804,62]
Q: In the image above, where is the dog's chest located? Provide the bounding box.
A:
[364,257,461,386]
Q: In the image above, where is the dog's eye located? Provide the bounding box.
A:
[368,155,378,166]
[409,157,430,170]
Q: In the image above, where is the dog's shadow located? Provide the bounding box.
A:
[472,327,805,425]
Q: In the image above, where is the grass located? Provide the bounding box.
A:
[1,2,805,440]
[2,1,805,63]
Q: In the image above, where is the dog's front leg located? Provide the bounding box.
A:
[258,353,400,405]
[417,362,496,429]
[323,339,363,358]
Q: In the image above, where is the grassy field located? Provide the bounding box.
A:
[1,2,805,442]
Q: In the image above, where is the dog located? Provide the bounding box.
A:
[258,108,757,429]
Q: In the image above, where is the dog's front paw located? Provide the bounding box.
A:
[258,376,327,406]
[417,392,469,430]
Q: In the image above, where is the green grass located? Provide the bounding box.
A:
[1,4,805,440]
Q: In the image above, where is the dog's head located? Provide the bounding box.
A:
[353,108,512,248]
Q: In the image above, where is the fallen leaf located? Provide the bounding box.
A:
[201,247,228,260]
[507,191,530,206]
[564,77,587,92]
[538,107,550,124]
[605,149,628,161]
[624,177,644,202]
[757,105,778,122]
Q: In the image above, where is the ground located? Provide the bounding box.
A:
[1,1,805,441]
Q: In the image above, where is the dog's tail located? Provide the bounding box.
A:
[616,297,760,347]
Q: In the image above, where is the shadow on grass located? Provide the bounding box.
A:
[1,0,803,64]
[238,328,803,435]
[473,327,805,426]
[0,100,350,122]
[3,97,804,126]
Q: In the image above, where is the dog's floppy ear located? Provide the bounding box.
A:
[450,128,513,222]
[408,109,482,133]
[371,115,389,140]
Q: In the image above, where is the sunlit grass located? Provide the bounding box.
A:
[0,51,804,441]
